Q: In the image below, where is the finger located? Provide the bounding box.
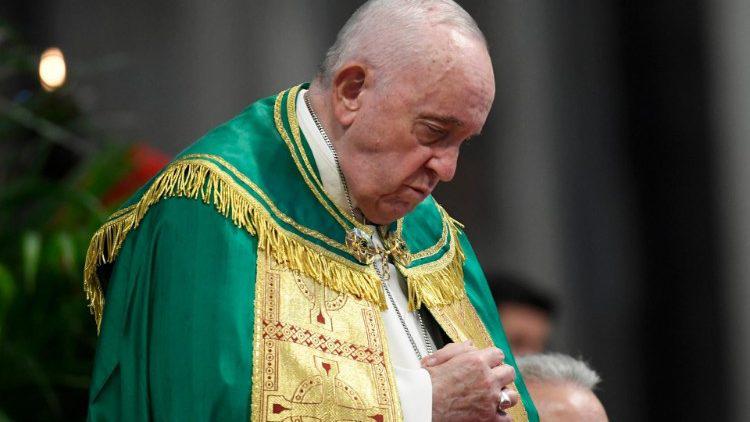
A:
[477,347,506,368]
[490,363,516,387]
[499,387,520,410]
[494,388,520,422]
[421,340,474,367]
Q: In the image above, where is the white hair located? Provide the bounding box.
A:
[317,0,487,86]
[517,353,602,390]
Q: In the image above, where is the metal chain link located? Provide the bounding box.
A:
[305,90,434,360]
[304,92,356,217]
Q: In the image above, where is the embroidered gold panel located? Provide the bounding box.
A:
[428,297,529,422]
[251,250,402,421]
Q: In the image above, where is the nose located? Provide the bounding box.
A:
[425,145,459,182]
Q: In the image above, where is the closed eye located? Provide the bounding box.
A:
[426,124,446,136]
[414,121,448,143]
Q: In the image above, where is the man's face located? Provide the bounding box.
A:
[526,380,609,422]
[498,302,552,356]
[337,30,495,224]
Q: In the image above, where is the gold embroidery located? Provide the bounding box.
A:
[261,319,384,365]
[428,297,529,421]
[391,204,449,264]
[85,89,472,329]
[251,250,402,421]
[284,86,371,232]
[83,158,387,331]
[272,88,355,233]
[292,273,349,332]
[181,154,447,279]
[398,221,466,311]
[407,205,450,262]
[182,153,348,251]
[429,297,494,348]
[283,84,448,262]
[286,85,327,195]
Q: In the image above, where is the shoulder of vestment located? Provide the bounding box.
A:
[83,84,468,328]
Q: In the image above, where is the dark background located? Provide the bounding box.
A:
[2,1,749,420]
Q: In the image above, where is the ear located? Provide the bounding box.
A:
[331,63,367,127]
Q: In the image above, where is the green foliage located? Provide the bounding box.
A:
[0,20,136,421]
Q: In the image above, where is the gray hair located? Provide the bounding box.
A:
[318,0,486,86]
[517,353,602,390]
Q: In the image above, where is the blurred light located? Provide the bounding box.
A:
[39,47,67,92]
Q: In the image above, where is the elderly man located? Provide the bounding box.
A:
[518,353,608,422]
[84,0,538,420]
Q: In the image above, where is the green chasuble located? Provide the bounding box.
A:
[84,84,539,421]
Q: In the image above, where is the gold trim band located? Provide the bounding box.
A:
[84,158,385,332]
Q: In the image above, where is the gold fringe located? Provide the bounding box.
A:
[447,215,466,230]
[404,220,467,311]
[83,158,387,332]
[84,157,470,331]
[83,209,138,331]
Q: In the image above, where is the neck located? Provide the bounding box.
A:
[304,86,368,225]
[306,83,345,147]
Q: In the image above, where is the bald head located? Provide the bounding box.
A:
[318,0,487,87]
[306,0,494,224]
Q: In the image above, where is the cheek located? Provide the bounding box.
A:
[399,148,432,174]
[371,156,429,201]
[347,116,429,194]
[356,160,406,200]
[362,101,414,150]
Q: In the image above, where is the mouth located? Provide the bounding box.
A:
[405,185,430,199]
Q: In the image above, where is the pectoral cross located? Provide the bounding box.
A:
[294,275,348,331]
[266,356,387,422]
[345,228,411,266]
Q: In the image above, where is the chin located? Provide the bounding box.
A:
[364,201,418,225]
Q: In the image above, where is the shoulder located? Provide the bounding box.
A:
[400,196,451,256]
[172,93,281,169]
[130,197,258,257]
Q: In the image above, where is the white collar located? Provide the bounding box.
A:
[296,89,355,214]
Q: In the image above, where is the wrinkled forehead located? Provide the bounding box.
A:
[432,84,493,130]
[410,67,495,131]
[396,31,494,114]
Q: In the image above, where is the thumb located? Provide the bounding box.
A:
[421,340,474,367]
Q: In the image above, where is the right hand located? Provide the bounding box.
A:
[422,342,519,422]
